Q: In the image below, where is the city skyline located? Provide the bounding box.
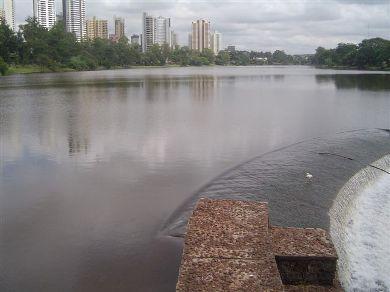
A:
[9,0,390,54]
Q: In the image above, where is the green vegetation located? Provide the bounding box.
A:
[0,17,310,75]
[0,57,8,75]
[312,38,390,70]
[1,18,389,75]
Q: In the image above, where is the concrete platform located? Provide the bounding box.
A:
[176,198,341,291]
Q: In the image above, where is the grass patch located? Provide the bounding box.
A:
[7,65,75,75]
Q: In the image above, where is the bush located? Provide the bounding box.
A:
[68,55,97,71]
[0,57,9,76]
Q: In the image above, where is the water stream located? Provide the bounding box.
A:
[330,155,390,291]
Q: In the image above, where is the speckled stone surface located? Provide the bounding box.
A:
[176,199,341,292]
[176,258,283,292]
[184,198,271,259]
[270,227,337,258]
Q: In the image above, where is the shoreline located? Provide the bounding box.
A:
[4,64,390,76]
[315,65,390,71]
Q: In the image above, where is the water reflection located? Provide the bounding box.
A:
[1,67,390,292]
[315,74,390,91]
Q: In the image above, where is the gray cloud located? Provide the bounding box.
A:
[15,0,390,54]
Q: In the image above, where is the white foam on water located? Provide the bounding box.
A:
[330,155,390,292]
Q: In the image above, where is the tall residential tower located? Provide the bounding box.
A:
[142,12,173,52]
[142,12,155,52]
[114,17,125,39]
[191,19,210,52]
[210,31,222,54]
[63,0,86,41]
[86,17,108,40]
[155,16,171,47]
[0,0,15,30]
[33,0,56,29]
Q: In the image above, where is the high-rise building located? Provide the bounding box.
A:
[114,17,125,39]
[142,12,174,52]
[131,34,140,45]
[63,0,86,41]
[210,31,221,54]
[188,33,192,49]
[33,0,56,29]
[227,45,236,52]
[86,17,108,40]
[155,16,171,46]
[191,19,210,52]
[142,12,155,52]
[171,30,178,48]
[0,0,15,30]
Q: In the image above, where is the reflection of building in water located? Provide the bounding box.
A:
[66,90,90,155]
[143,77,181,101]
[273,75,285,82]
[315,74,390,91]
[190,75,217,101]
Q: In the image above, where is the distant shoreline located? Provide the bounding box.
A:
[315,65,390,71]
[4,64,390,76]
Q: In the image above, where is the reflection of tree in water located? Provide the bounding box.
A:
[315,74,390,91]
[273,75,285,82]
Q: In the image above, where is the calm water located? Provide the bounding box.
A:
[0,66,389,291]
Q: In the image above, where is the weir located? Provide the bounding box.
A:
[176,198,341,291]
[330,155,390,291]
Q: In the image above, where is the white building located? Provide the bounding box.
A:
[33,0,56,29]
[0,0,15,30]
[210,31,222,54]
[155,16,171,47]
[62,0,86,41]
[142,13,174,52]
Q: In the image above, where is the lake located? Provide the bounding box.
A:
[1,66,389,291]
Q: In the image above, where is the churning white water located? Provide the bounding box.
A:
[330,155,390,292]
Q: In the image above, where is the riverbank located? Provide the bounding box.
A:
[7,65,75,75]
[4,64,185,76]
[4,64,390,76]
[316,65,390,71]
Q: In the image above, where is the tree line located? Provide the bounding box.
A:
[0,18,311,75]
[1,18,389,75]
[312,38,390,70]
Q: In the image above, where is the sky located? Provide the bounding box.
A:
[15,0,390,54]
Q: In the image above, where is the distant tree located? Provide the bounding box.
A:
[312,47,334,66]
[355,38,390,69]
[312,38,390,69]
[0,19,22,64]
[0,57,8,75]
[143,44,165,66]
[271,50,292,65]
[230,51,250,65]
[170,47,191,66]
[215,50,230,65]
[47,21,78,65]
[200,48,215,64]
[333,43,358,67]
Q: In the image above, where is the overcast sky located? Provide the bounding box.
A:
[15,0,390,54]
